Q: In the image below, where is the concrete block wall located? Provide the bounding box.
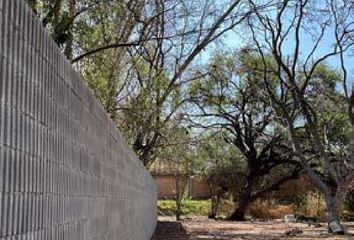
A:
[0,0,157,239]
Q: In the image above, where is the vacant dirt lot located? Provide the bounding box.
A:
[153,216,354,240]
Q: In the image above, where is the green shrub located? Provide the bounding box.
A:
[158,200,211,216]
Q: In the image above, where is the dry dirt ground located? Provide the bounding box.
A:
[152,216,354,240]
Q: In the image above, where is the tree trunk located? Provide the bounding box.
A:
[209,189,221,219]
[175,170,182,221]
[326,197,344,234]
[209,195,218,219]
[64,0,76,60]
[176,199,181,221]
[106,74,119,120]
[228,197,250,221]
[347,191,354,212]
[229,170,254,221]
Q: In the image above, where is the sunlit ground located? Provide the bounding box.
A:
[153,216,354,240]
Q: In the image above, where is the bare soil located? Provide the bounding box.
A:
[153,216,354,240]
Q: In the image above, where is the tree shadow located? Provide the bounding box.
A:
[152,220,189,240]
[189,230,284,240]
[189,230,354,240]
[188,225,354,240]
[152,219,354,240]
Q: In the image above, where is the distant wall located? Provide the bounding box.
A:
[0,0,157,239]
[153,175,188,199]
[273,175,315,198]
[190,178,211,200]
[153,175,211,200]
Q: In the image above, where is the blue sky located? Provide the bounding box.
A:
[196,22,353,93]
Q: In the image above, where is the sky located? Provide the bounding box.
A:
[196,1,354,92]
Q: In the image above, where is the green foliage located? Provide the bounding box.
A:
[190,132,246,175]
[51,11,72,46]
[188,50,300,200]
[25,0,38,13]
[311,64,341,91]
[158,200,211,216]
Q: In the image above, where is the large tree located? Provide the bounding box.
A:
[187,50,302,220]
[247,0,354,233]
[111,0,264,165]
[27,0,269,166]
[190,132,246,219]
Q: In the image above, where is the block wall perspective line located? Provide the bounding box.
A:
[0,0,157,239]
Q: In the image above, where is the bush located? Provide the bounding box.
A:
[217,200,235,218]
[294,191,354,221]
[158,200,210,216]
[246,193,326,220]
[158,200,177,216]
[158,192,348,221]
[247,199,293,220]
[303,192,326,220]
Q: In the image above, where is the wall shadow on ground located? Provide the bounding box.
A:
[152,221,189,240]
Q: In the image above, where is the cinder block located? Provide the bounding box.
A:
[1,0,157,239]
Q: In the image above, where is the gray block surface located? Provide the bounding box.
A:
[0,0,157,239]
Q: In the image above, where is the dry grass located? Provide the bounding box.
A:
[248,199,294,220]
[296,191,327,221]
[159,192,351,222]
[247,192,327,220]
[218,201,236,218]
